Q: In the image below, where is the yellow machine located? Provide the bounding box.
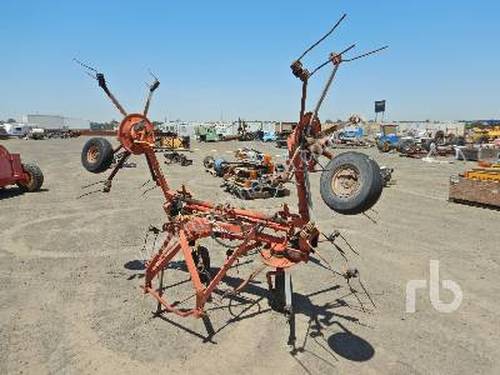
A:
[154,131,190,150]
[470,126,500,143]
[463,163,500,182]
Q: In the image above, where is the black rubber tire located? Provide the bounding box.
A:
[17,163,44,192]
[81,137,114,173]
[320,152,383,215]
[366,158,384,208]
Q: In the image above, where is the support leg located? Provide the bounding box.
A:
[284,272,296,348]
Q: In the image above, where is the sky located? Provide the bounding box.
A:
[0,0,499,123]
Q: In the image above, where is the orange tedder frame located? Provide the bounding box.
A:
[79,15,386,342]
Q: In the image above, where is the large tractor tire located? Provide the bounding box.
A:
[18,163,44,192]
[320,152,383,215]
[81,137,114,173]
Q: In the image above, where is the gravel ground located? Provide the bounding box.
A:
[0,137,499,375]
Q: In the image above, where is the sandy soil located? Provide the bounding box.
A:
[0,138,499,375]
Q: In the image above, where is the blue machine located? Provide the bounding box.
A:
[376,124,400,152]
[262,131,277,142]
[338,126,364,141]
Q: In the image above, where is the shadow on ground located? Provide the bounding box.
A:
[0,187,49,200]
[123,257,375,370]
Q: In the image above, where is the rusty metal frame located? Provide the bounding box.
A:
[79,15,386,319]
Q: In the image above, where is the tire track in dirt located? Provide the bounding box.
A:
[0,206,143,259]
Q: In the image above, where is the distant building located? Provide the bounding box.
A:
[23,114,90,129]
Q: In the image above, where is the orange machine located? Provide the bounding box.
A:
[77,15,386,345]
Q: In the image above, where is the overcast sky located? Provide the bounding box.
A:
[0,0,499,123]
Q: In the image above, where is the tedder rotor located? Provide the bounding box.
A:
[77,14,387,345]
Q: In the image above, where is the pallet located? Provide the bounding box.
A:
[449,176,500,208]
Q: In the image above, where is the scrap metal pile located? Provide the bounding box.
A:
[154,130,193,166]
[203,147,289,200]
[449,161,500,208]
[77,14,387,345]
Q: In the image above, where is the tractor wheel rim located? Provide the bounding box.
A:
[331,166,361,198]
[87,146,100,163]
[25,171,33,186]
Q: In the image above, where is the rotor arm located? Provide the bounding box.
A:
[96,73,128,117]
[143,72,160,116]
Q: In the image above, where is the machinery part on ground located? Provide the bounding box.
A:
[17,163,44,192]
[222,176,290,200]
[155,131,190,150]
[379,166,394,187]
[0,145,44,193]
[213,158,227,177]
[397,138,417,154]
[163,151,193,166]
[449,163,500,208]
[46,129,81,139]
[203,156,214,169]
[206,148,289,200]
[320,152,383,215]
[449,176,500,208]
[81,137,114,173]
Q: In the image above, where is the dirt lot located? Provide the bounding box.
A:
[1,138,499,375]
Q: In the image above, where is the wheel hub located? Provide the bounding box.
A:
[331,166,360,198]
[87,146,100,163]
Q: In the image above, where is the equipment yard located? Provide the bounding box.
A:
[1,138,498,375]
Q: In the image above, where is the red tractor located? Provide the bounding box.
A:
[0,145,44,193]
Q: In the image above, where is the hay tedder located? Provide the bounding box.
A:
[77,15,387,345]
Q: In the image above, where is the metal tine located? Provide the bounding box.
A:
[76,189,103,199]
[358,278,376,308]
[343,45,388,62]
[148,69,159,81]
[143,70,160,116]
[296,13,347,62]
[74,59,129,117]
[309,43,356,77]
[141,184,158,198]
[81,179,106,189]
[73,58,99,74]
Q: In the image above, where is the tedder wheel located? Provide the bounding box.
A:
[320,152,383,215]
[81,137,114,173]
[17,163,44,192]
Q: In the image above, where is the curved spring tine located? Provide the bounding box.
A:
[309,43,356,77]
[343,45,388,62]
[296,13,347,62]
